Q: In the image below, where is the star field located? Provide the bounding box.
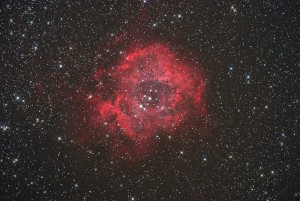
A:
[1,1,299,200]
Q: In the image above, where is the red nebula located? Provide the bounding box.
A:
[81,44,206,161]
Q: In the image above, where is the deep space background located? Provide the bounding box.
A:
[1,0,300,200]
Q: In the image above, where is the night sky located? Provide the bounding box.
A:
[1,1,300,200]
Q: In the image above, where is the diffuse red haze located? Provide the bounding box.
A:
[74,44,206,161]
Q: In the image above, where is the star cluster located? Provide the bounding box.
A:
[1,1,299,200]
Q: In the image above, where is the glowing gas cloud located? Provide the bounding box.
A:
[74,44,206,161]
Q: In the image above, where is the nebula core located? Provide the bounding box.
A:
[83,44,206,160]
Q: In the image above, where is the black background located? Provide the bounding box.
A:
[1,0,299,200]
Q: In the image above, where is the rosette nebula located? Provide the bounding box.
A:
[82,44,206,161]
